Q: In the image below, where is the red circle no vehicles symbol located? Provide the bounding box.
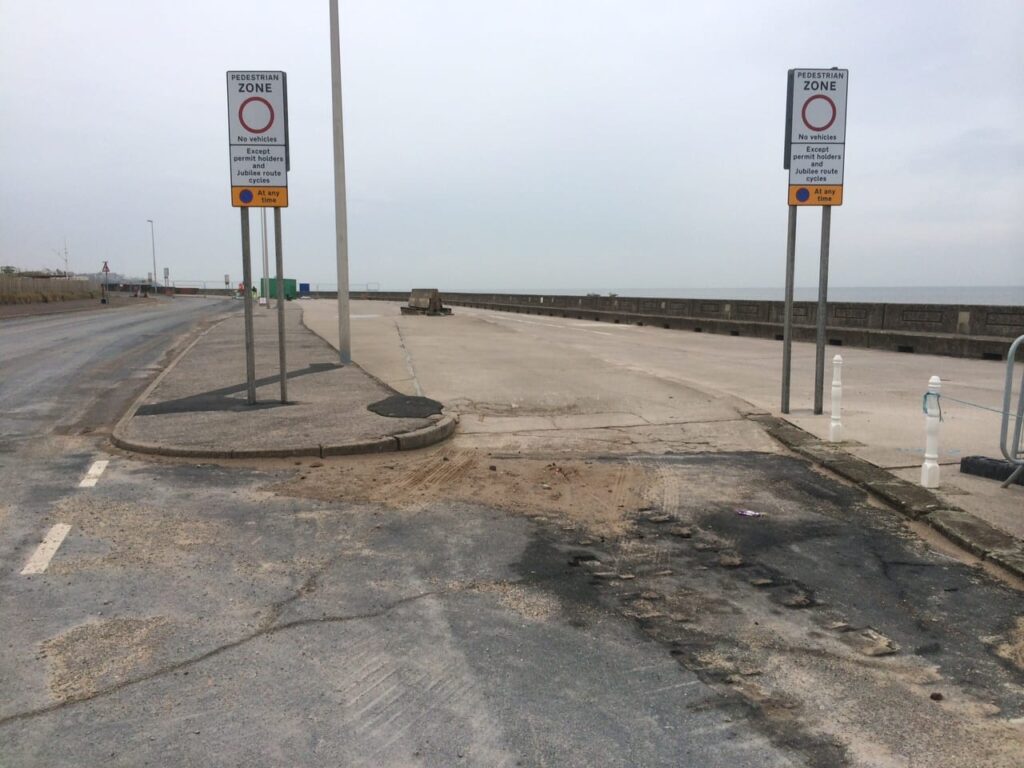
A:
[239,96,275,134]
[801,94,837,132]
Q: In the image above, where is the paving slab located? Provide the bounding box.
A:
[113,304,455,458]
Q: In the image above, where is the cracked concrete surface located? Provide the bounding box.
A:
[6,453,1022,766]
[1,588,443,728]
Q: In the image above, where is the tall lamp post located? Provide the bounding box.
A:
[329,0,351,363]
[146,219,157,294]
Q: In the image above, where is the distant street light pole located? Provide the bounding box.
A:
[146,219,157,294]
[329,0,352,363]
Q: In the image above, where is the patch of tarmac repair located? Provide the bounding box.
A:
[995,618,1024,671]
[272,447,1024,768]
[40,617,171,701]
[46,495,226,572]
[452,580,561,621]
[525,505,1024,768]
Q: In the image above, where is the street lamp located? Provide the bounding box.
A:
[146,219,157,294]
[329,0,351,363]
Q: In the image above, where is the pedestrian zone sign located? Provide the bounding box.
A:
[785,69,848,206]
[226,71,289,208]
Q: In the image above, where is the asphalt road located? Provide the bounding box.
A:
[1,297,1023,767]
[0,297,236,591]
[0,297,236,441]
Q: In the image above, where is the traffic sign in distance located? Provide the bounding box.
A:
[785,69,848,206]
[226,71,289,208]
[101,261,110,273]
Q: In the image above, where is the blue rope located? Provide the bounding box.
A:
[940,393,1019,420]
[921,392,943,421]
[922,392,1021,421]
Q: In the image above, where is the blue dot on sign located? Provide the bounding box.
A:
[240,189,254,203]
[796,187,810,202]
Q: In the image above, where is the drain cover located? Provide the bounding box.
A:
[367,395,443,419]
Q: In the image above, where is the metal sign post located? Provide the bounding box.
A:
[101,260,110,305]
[782,67,848,414]
[781,206,797,413]
[240,209,257,404]
[227,70,290,406]
[274,208,288,403]
[260,208,270,307]
[814,207,832,414]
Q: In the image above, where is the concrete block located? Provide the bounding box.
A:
[960,455,1024,485]
[863,480,944,518]
[986,549,1024,580]
[971,307,1024,337]
[882,304,959,334]
[830,302,884,329]
[748,415,819,448]
[926,509,1018,558]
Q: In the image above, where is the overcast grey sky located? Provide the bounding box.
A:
[1,0,1021,292]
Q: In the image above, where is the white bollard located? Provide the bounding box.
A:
[829,354,843,442]
[921,375,941,488]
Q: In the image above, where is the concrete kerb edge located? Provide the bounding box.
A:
[748,414,1024,581]
[112,412,457,460]
[396,412,459,451]
[108,434,253,460]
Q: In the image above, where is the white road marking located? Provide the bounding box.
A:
[79,459,109,488]
[20,524,72,575]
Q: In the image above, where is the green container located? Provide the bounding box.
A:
[261,278,297,300]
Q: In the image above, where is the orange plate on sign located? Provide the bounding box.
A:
[788,185,842,206]
[232,187,289,208]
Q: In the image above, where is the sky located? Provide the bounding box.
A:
[1,0,1022,293]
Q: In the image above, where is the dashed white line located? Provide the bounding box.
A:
[20,524,72,575]
[79,459,109,488]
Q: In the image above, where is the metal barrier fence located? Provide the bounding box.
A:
[1000,334,1024,487]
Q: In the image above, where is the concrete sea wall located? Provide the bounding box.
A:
[347,291,1024,361]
